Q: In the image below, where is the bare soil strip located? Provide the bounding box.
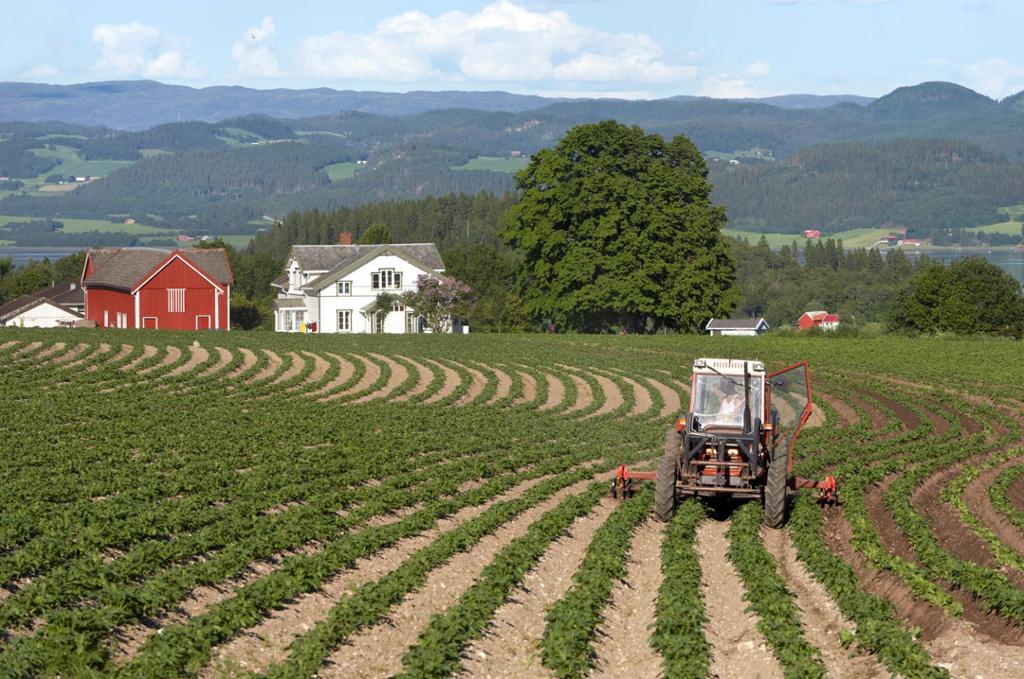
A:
[1011,472,1024,516]
[482,363,513,405]
[537,373,566,411]
[804,403,826,429]
[561,372,594,415]
[591,520,665,679]
[513,370,538,406]
[50,342,90,365]
[308,353,356,397]
[321,354,381,403]
[139,345,183,376]
[314,476,605,678]
[462,499,618,679]
[963,455,1024,565]
[815,391,859,428]
[697,519,783,679]
[167,344,209,377]
[352,353,409,404]
[33,342,66,361]
[846,393,887,431]
[452,360,488,406]
[646,377,681,418]
[823,510,1024,676]
[91,343,132,372]
[198,347,233,378]
[760,527,888,679]
[10,340,42,358]
[582,373,624,419]
[226,347,257,379]
[120,345,157,373]
[283,350,330,393]
[63,342,112,369]
[246,350,283,383]
[421,358,461,405]
[269,352,305,385]
[610,373,652,417]
[392,355,433,402]
[0,339,18,351]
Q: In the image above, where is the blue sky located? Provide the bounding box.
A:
[5,0,1023,100]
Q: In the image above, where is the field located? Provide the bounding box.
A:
[322,162,359,182]
[451,156,530,173]
[724,227,892,249]
[0,215,173,235]
[1,330,1024,678]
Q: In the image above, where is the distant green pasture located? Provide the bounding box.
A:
[452,156,529,173]
[0,215,173,235]
[724,227,892,249]
[324,162,358,181]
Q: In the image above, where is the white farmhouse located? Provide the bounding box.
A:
[0,281,85,328]
[271,235,452,334]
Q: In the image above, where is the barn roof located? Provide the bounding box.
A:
[0,280,83,322]
[83,248,234,291]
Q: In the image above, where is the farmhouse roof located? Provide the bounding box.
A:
[0,280,83,322]
[269,273,289,289]
[272,297,306,310]
[289,244,444,277]
[705,318,769,330]
[83,248,234,291]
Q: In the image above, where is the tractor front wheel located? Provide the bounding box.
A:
[764,445,789,528]
[654,427,679,522]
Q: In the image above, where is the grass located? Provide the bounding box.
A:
[451,156,530,173]
[0,215,174,235]
[323,162,359,182]
[726,227,908,250]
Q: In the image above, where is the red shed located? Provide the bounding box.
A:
[798,310,840,331]
[81,248,233,330]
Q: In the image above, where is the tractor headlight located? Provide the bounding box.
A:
[752,361,764,372]
[694,359,706,369]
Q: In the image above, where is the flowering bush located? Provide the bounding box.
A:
[402,274,474,333]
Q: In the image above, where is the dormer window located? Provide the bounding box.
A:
[371,269,402,290]
[337,280,351,295]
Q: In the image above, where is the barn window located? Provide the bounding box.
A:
[167,288,185,313]
[337,280,351,295]
[337,309,351,332]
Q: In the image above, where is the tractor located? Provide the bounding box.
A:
[612,358,837,527]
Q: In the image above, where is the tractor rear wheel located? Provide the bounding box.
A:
[654,427,679,522]
[764,441,789,528]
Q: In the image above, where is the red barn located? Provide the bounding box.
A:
[803,229,821,239]
[798,310,840,331]
[81,248,233,330]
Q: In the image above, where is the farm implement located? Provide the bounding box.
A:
[612,358,838,527]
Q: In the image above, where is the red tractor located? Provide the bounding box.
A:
[613,358,837,527]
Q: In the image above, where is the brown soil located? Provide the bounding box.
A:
[452,360,488,406]
[0,340,19,351]
[815,391,859,428]
[561,373,594,415]
[845,393,887,431]
[805,403,826,429]
[282,351,329,392]
[63,342,113,369]
[697,518,783,679]
[33,342,66,361]
[309,353,356,397]
[321,354,380,403]
[269,352,305,385]
[761,527,888,679]
[50,342,89,365]
[91,343,133,372]
[1011,473,1024,516]
[854,387,920,433]
[247,350,282,383]
[582,373,624,419]
[513,370,538,406]
[317,475,605,678]
[392,355,433,402]
[352,353,408,403]
[226,347,258,379]
[963,455,1024,567]
[645,377,681,419]
[10,340,43,357]
[120,345,157,373]
[167,344,209,377]
[591,520,665,679]
[199,347,233,377]
[823,510,1024,676]
[420,358,460,405]
[142,345,183,375]
[462,498,618,679]
[616,373,653,418]
[537,373,565,411]
[864,475,920,564]
[482,363,513,405]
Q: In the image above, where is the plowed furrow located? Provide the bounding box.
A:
[167,345,209,377]
[392,355,433,402]
[50,342,89,365]
[226,347,257,379]
[537,373,566,411]
[318,477,604,678]
[453,361,488,406]
[483,363,513,405]
[63,342,112,369]
[591,520,664,678]
[308,353,356,396]
[247,349,282,383]
[816,391,859,428]
[561,373,594,415]
[320,354,379,402]
[352,353,408,403]
[645,377,680,418]
[198,347,233,378]
[513,370,538,406]
[90,343,132,371]
[138,346,182,376]
[761,527,887,679]
[421,358,460,405]
[121,345,158,372]
[697,519,783,679]
[582,373,624,419]
[269,352,304,385]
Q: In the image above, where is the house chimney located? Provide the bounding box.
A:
[339,231,353,245]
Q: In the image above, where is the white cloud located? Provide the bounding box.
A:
[747,61,771,76]
[697,74,777,99]
[21,64,59,79]
[964,57,1024,99]
[232,17,281,77]
[299,0,692,84]
[91,21,202,79]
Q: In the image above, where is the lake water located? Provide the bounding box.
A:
[905,250,1024,284]
[0,247,86,268]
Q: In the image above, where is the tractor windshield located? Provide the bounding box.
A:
[691,374,763,430]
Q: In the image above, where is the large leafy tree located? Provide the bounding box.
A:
[503,120,738,332]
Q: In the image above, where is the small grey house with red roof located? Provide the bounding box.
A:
[81,248,234,330]
[271,233,446,333]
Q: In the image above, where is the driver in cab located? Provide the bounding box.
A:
[709,381,745,427]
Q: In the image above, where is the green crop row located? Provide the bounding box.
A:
[990,462,1024,531]
[540,485,653,678]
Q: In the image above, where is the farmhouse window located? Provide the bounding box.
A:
[337,280,351,295]
[338,309,351,332]
[371,269,402,290]
[282,310,305,332]
[391,301,405,312]
[168,288,185,313]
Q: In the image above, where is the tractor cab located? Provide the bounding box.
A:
[689,360,765,433]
